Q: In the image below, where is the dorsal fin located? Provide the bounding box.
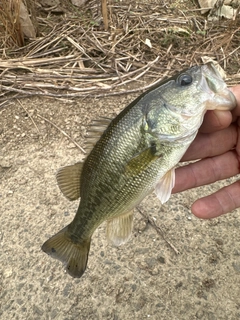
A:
[56,162,83,201]
[84,116,113,152]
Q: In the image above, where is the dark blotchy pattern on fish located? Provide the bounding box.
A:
[42,63,236,278]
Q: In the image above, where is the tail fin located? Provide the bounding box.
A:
[41,226,91,278]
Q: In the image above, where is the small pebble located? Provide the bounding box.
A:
[3,268,13,278]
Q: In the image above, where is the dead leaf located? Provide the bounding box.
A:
[40,0,60,6]
[198,0,239,18]
[201,56,227,79]
[19,1,36,38]
[198,0,217,14]
[216,5,237,19]
[71,0,88,6]
[224,0,240,4]
[145,38,152,48]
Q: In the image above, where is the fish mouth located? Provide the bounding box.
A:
[213,87,237,110]
[202,62,223,79]
[201,63,237,111]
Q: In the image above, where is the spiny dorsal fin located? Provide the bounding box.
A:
[84,116,113,152]
[56,162,83,201]
[106,210,134,246]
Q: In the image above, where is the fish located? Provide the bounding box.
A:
[42,63,236,278]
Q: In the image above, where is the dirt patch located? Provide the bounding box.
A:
[1,92,240,319]
[1,0,240,319]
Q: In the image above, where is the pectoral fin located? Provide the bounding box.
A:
[56,162,83,201]
[125,145,160,176]
[106,210,134,246]
[155,168,175,204]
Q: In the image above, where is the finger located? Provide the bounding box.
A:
[181,124,237,161]
[236,120,240,158]
[199,85,240,132]
[199,110,232,133]
[192,180,240,218]
[173,151,239,193]
[230,85,240,120]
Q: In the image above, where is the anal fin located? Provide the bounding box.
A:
[106,210,134,246]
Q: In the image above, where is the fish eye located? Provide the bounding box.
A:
[177,74,192,86]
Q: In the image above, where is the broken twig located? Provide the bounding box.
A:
[137,207,180,255]
[37,114,86,154]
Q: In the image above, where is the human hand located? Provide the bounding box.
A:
[172,85,240,219]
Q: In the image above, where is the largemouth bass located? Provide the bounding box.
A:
[42,63,236,278]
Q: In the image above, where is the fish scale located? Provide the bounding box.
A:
[42,63,236,278]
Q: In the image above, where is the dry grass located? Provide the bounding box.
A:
[0,0,240,106]
[0,0,24,48]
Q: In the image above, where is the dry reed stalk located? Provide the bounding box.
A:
[0,1,239,104]
[0,0,24,48]
[101,0,108,30]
